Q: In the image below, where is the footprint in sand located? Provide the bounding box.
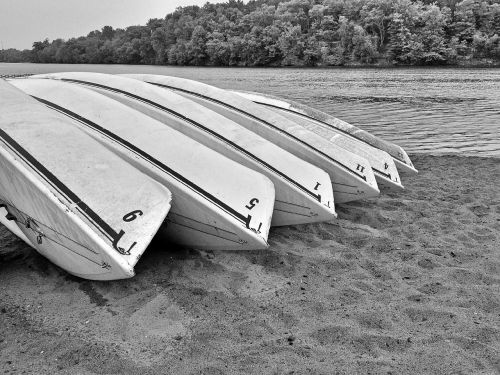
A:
[310,325,412,357]
[327,287,365,306]
[466,226,497,242]
[355,310,393,330]
[469,204,490,217]
[448,269,499,286]
[417,282,449,295]
[405,307,458,327]
[417,258,440,270]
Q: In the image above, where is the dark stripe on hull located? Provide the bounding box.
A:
[57,78,322,203]
[332,189,363,195]
[258,101,409,166]
[373,169,393,180]
[0,128,119,245]
[146,82,367,182]
[273,208,313,218]
[275,199,310,210]
[33,97,251,229]
[260,102,395,180]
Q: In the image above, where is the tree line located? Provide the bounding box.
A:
[2,0,500,66]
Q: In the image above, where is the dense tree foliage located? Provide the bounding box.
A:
[2,0,500,66]
[0,48,31,63]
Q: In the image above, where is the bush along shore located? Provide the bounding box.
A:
[2,0,500,67]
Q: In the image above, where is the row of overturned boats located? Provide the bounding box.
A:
[0,72,417,280]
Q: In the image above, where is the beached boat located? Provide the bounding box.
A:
[32,72,336,226]
[0,80,172,280]
[122,74,380,204]
[10,78,275,250]
[234,91,404,190]
[232,91,417,175]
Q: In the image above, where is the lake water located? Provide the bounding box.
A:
[1,63,499,158]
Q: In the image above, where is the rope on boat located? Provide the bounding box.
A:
[1,201,108,267]
[0,199,99,255]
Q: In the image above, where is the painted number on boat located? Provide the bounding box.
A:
[123,210,143,222]
[245,198,259,210]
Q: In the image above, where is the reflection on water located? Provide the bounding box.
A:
[2,63,499,157]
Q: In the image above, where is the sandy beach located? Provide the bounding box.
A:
[1,153,499,374]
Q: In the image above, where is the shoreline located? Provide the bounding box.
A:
[2,61,500,70]
[1,153,499,374]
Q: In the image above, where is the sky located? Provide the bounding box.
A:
[0,0,229,50]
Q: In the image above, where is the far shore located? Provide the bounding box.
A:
[2,59,500,69]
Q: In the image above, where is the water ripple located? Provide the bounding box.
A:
[1,64,499,158]
[312,95,482,105]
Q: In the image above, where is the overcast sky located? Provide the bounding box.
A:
[0,0,229,50]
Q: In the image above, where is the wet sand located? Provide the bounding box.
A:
[1,154,499,374]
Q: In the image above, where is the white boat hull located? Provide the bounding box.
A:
[32,72,337,226]
[234,91,404,190]
[122,74,380,204]
[233,91,417,175]
[11,78,275,250]
[0,80,172,280]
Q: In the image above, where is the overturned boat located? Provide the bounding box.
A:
[122,74,380,204]
[31,72,336,226]
[0,79,172,280]
[234,91,404,190]
[11,77,275,251]
[233,91,417,175]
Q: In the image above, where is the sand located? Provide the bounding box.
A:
[0,154,499,375]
